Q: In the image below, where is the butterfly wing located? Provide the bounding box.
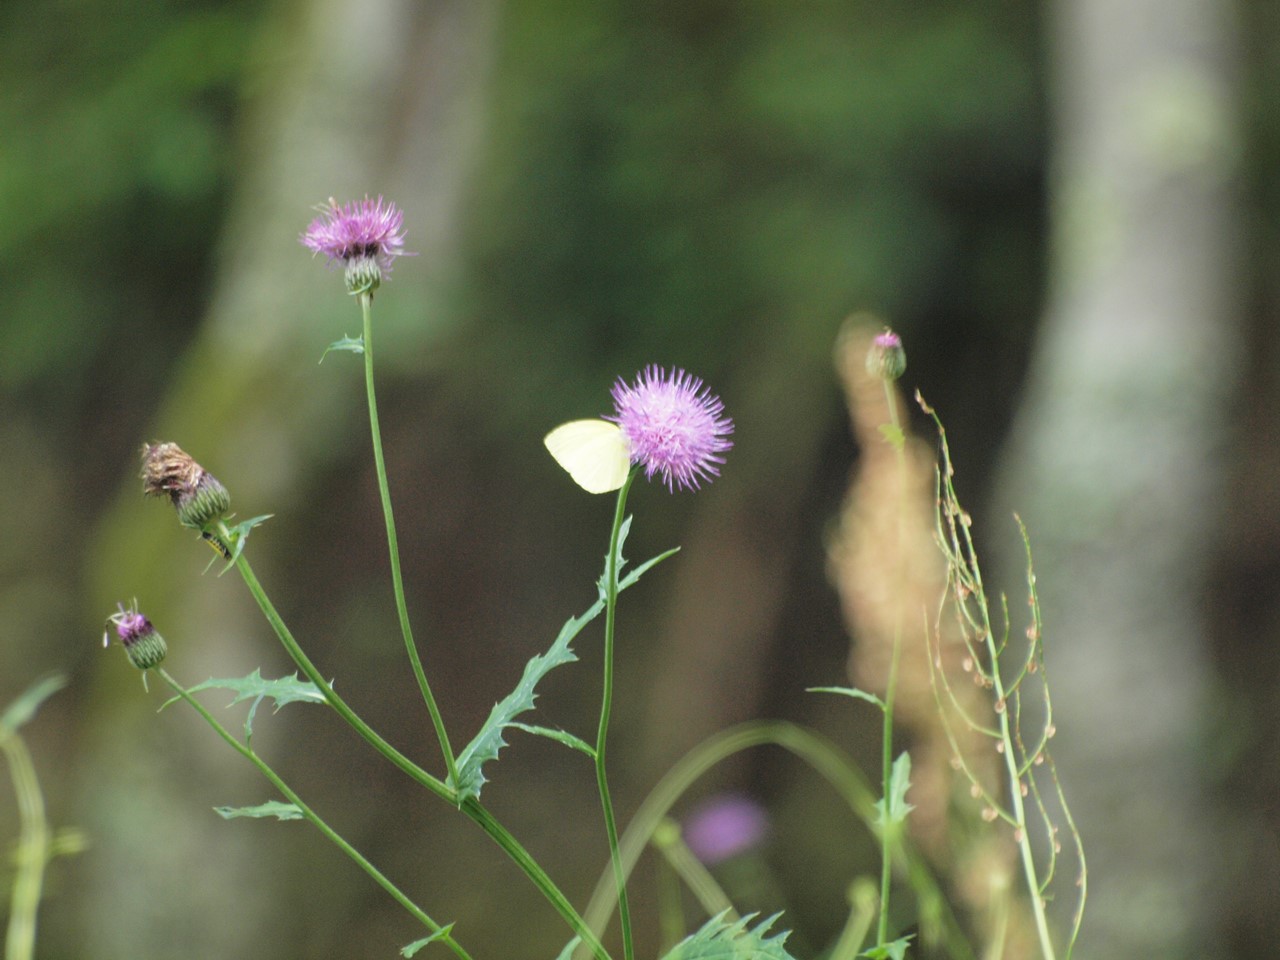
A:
[544,419,631,494]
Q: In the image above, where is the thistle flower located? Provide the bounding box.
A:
[682,793,768,866]
[300,195,408,294]
[865,328,906,382]
[607,365,734,492]
[140,442,231,541]
[103,601,167,672]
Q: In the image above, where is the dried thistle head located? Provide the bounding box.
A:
[140,442,230,532]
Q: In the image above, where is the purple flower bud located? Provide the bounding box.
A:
[103,601,167,671]
[865,328,906,382]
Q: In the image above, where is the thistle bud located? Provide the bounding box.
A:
[104,602,167,671]
[344,255,382,296]
[865,328,907,382]
[140,442,231,532]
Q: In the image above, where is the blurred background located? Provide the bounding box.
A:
[1,0,1277,957]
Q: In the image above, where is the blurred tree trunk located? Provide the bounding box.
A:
[991,0,1240,957]
[83,2,498,958]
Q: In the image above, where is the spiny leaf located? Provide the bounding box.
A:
[861,934,914,959]
[1,674,66,735]
[451,524,676,803]
[874,752,915,829]
[660,912,796,960]
[400,925,455,957]
[320,334,364,362]
[215,800,303,821]
[162,670,326,742]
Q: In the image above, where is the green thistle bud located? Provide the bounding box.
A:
[344,255,382,296]
[866,328,907,382]
[104,602,167,671]
[140,442,231,534]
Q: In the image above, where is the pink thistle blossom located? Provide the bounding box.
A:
[683,793,768,865]
[607,365,733,492]
[300,196,409,291]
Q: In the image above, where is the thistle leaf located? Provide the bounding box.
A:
[320,334,364,362]
[660,912,796,960]
[214,800,303,821]
[861,934,914,959]
[451,529,676,802]
[874,752,915,829]
[400,925,456,957]
[807,685,886,712]
[163,670,326,741]
[507,722,596,758]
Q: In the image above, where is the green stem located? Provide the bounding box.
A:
[876,377,906,946]
[983,644,1058,960]
[229,549,611,960]
[1,732,49,960]
[359,291,459,791]
[597,472,637,960]
[157,668,474,960]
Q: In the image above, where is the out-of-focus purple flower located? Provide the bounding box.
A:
[682,793,768,866]
[607,365,733,492]
[865,327,906,382]
[300,196,408,292]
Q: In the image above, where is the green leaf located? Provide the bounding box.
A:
[0,675,66,735]
[861,934,914,959]
[216,513,274,571]
[400,925,455,957]
[660,912,797,960]
[451,524,677,803]
[507,722,596,758]
[163,670,326,742]
[877,423,905,451]
[320,334,364,362]
[874,752,915,829]
[553,937,582,960]
[807,685,886,712]
[215,800,303,821]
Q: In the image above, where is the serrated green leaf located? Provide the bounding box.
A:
[877,423,905,451]
[661,912,796,960]
[451,526,677,803]
[163,670,327,742]
[1,675,66,735]
[861,934,914,959]
[217,514,274,572]
[874,752,915,829]
[320,334,364,362]
[215,800,303,821]
[807,685,886,712]
[507,722,596,758]
[400,924,455,957]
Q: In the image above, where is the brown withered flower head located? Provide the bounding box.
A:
[140,442,231,533]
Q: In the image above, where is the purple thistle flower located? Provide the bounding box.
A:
[607,365,734,492]
[300,195,409,292]
[683,793,768,866]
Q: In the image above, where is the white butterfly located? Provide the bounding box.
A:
[543,419,631,494]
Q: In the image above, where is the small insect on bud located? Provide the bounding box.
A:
[865,328,907,382]
[104,601,167,672]
[140,442,232,554]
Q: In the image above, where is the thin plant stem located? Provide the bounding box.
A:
[1,732,49,960]
[358,291,459,791]
[596,471,637,960]
[157,667,474,959]
[226,546,612,960]
[876,376,907,947]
